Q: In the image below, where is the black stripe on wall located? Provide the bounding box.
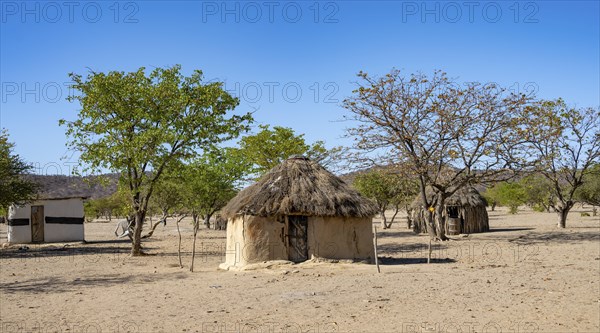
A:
[8,218,29,226]
[45,217,85,225]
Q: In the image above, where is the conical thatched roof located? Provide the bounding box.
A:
[411,186,487,208]
[222,156,378,218]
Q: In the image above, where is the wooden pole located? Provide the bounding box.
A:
[373,226,381,273]
[427,237,432,264]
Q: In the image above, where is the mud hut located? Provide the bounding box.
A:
[219,156,378,270]
[411,187,489,235]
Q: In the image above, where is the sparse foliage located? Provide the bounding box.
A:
[84,189,130,222]
[344,69,531,241]
[575,163,600,215]
[520,174,555,212]
[0,129,38,211]
[521,99,600,227]
[353,168,418,229]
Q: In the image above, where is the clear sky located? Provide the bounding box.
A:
[1,0,599,175]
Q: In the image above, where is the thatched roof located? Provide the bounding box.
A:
[411,186,487,208]
[222,156,378,218]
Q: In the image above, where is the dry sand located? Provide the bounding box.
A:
[1,206,598,333]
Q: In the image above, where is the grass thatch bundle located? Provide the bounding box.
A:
[411,187,489,234]
[222,156,378,218]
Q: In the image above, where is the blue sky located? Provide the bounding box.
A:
[1,0,599,175]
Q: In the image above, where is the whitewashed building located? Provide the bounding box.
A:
[8,197,86,243]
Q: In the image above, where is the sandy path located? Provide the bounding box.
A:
[1,207,598,333]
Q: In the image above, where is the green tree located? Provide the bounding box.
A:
[344,70,531,243]
[519,174,555,212]
[0,130,38,212]
[575,163,600,215]
[148,170,189,267]
[146,170,186,238]
[482,186,499,212]
[61,66,253,255]
[183,151,245,272]
[353,169,418,229]
[521,99,600,228]
[233,124,344,178]
[83,199,101,221]
[487,182,527,214]
[84,190,131,222]
[150,176,185,222]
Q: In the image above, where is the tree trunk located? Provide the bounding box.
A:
[386,206,399,229]
[593,206,597,217]
[192,213,199,228]
[204,215,211,229]
[423,204,437,238]
[380,209,388,229]
[434,201,448,241]
[427,237,432,264]
[143,215,166,239]
[417,176,437,263]
[425,209,436,265]
[557,207,570,228]
[491,201,496,211]
[555,200,575,228]
[190,224,198,272]
[191,215,210,272]
[176,216,183,268]
[131,210,146,256]
[405,207,413,229]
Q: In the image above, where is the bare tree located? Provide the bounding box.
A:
[344,69,531,241]
[521,99,600,228]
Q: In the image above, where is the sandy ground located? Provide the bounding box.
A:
[0,206,598,333]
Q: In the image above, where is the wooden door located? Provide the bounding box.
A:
[31,206,44,242]
[288,216,308,262]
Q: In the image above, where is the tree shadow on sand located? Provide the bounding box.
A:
[0,272,188,294]
[509,231,600,245]
[376,242,456,265]
[376,230,418,239]
[378,242,447,253]
[0,241,157,260]
[378,256,456,265]
[487,228,535,233]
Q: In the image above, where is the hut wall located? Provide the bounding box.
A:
[8,198,85,243]
[222,215,287,269]
[308,216,374,262]
[461,206,490,233]
[411,209,429,234]
[412,205,489,234]
[7,204,31,243]
[221,215,375,269]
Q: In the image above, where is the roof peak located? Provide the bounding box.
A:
[222,157,377,218]
[287,155,309,161]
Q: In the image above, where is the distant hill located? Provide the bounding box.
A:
[339,166,490,194]
[339,169,368,186]
[26,174,120,200]
[25,166,494,201]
